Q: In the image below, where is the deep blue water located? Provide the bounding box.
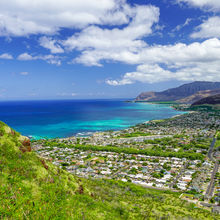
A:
[0,99,185,139]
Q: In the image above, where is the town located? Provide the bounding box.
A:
[33,110,220,211]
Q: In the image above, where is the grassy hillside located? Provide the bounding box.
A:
[0,121,218,219]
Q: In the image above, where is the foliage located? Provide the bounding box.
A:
[117,131,151,138]
[43,141,205,160]
[0,122,218,219]
[215,131,220,148]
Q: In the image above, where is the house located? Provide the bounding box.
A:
[212,206,220,214]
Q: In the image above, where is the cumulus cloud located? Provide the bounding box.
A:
[17,53,34,61]
[106,64,173,85]
[177,0,220,12]
[0,1,161,70]
[39,37,64,53]
[63,5,159,66]
[2,0,219,85]
[0,53,13,59]
[17,53,61,65]
[191,16,220,39]
[106,38,220,85]
[137,38,220,65]
[0,0,132,36]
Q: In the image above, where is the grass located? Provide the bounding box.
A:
[0,121,218,219]
[116,131,152,138]
[215,131,220,148]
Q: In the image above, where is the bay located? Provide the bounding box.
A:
[0,99,185,139]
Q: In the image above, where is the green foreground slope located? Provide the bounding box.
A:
[0,121,218,219]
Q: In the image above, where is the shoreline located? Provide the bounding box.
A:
[33,104,189,141]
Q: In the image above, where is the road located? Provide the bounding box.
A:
[141,184,179,193]
[205,136,219,199]
[205,161,219,199]
[111,164,130,178]
[169,162,189,189]
[208,137,216,162]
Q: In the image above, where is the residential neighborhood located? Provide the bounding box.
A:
[33,110,220,209]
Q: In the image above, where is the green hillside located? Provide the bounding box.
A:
[0,121,218,219]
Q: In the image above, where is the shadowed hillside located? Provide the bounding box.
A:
[192,94,220,106]
[178,89,220,104]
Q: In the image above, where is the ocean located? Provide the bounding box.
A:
[0,99,185,139]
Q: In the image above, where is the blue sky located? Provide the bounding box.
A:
[0,0,220,100]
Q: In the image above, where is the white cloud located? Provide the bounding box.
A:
[106,38,220,85]
[20,72,29,75]
[137,38,220,65]
[42,54,61,66]
[177,0,220,12]
[106,64,173,85]
[0,53,13,59]
[17,53,61,65]
[2,0,219,85]
[39,36,64,53]
[63,5,159,66]
[173,18,192,32]
[191,16,220,39]
[106,78,133,86]
[57,92,78,97]
[66,33,220,70]
[0,0,133,36]
[17,53,34,61]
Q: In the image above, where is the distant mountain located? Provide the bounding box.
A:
[178,88,220,104]
[135,81,220,102]
[192,94,220,106]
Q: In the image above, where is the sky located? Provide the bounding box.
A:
[1,0,220,100]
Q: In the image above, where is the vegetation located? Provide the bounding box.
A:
[43,141,205,160]
[173,104,220,112]
[0,122,218,219]
[215,131,220,148]
[116,131,151,138]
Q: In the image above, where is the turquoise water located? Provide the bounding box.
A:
[0,100,186,139]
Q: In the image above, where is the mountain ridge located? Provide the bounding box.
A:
[135,81,220,102]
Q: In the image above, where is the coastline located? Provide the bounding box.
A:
[32,104,220,213]
[1,99,184,140]
[36,103,188,140]
[72,104,189,138]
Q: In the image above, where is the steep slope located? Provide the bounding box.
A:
[192,94,220,106]
[178,89,220,104]
[135,81,220,102]
[0,121,217,219]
